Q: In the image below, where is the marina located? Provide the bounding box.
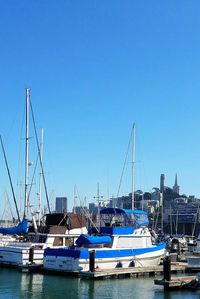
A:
[0,89,199,297]
[1,1,200,298]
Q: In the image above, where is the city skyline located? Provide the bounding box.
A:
[1,1,200,214]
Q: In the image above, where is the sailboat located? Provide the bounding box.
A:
[0,88,87,268]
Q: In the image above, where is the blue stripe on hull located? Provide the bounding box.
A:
[44,242,165,259]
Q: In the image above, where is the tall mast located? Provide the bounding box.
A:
[38,128,44,225]
[73,185,77,213]
[170,205,172,235]
[93,183,102,229]
[97,183,100,226]
[24,88,30,218]
[29,100,51,214]
[131,123,136,210]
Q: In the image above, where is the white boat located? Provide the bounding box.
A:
[0,213,87,267]
[43,208,166,272]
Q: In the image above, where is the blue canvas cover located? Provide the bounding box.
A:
[100,226,134,235]
[76,234,112,246]
[0,218,28,235]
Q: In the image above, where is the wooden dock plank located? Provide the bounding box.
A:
[79,264,186,279]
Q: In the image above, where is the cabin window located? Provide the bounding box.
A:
[101,214,113,227]
[53,237,63,246]
[116,236,144,248]
[101,213,124,227]
[134,213,149,227]
[65,238,74,246]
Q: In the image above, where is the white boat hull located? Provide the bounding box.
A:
[44,247,166,272]
[0,245,44,266]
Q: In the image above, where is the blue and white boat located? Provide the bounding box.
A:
[44,208,166,272]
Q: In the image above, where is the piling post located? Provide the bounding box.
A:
[163,256,171,281]
[89,250,96,272]
[29,246,34,263]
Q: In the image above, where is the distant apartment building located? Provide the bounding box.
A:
[55,197,68,213]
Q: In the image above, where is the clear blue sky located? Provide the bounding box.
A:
[0,1,200,215]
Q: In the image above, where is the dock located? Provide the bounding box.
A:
[154,276,198,290]
[26,261,187,279]
[79,263,186,279]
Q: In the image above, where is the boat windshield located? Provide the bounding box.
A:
[100,210,149,228]
[133,212,149,227]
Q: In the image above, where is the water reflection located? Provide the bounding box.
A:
[41,274,80,299]
[20,272,44,298]
[0,268,200,299]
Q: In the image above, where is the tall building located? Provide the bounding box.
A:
[55,197,68,213]
[160,174,165,193]
[173,174,180,195]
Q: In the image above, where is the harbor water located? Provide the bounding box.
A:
[0,268,200,299]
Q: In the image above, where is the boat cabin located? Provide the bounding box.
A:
[26,213,87,246]
[100,208,149,235]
